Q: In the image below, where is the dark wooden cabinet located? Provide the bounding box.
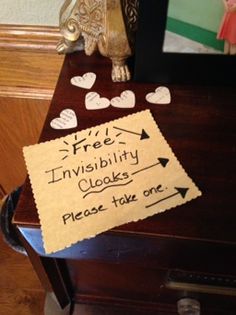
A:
[14,52,236,314]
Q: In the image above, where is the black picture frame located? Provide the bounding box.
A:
[134,0,236,85]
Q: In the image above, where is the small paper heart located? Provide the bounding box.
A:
[146,86,171,104]
[111,90,136,108]
[50,109,77,130]
[71,72,96,89]
[85,92,110,110]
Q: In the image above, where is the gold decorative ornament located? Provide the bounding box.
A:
[57,0,139,82]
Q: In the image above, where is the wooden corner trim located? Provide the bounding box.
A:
[0,24,62,51]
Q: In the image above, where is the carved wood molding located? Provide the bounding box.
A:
[0,24,61,51]
[0,25,64,99]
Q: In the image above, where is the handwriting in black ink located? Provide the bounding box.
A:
[111,193,138,208]
[62,204,107,225]
[145,187,189,209]
[132,158,169,176]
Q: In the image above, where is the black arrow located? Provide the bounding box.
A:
[132,157,169,175]
[145,187,189,209]
[113,126,149,140]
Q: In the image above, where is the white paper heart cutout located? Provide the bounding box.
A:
[146,86,171,104]
[111,90,135,108]
[85,92,110,110]
[71,72,96,89]
[50,109,77,130]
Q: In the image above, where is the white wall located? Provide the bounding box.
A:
[0,0,65,26]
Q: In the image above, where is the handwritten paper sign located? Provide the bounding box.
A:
[23,110,201,254]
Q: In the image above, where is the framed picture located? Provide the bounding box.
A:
[134,0,236,85]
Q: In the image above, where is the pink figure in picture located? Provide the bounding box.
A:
[217,0,236,54]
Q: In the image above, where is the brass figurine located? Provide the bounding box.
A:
[57,0,139,82]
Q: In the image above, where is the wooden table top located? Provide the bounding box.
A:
[14,52,236,245]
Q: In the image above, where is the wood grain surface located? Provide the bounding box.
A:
[0,234,44,315]
[0,97,50,194]
[0,50,64,99]
[0,41,64,194]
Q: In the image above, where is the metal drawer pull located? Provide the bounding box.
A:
[177,298,200,315]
